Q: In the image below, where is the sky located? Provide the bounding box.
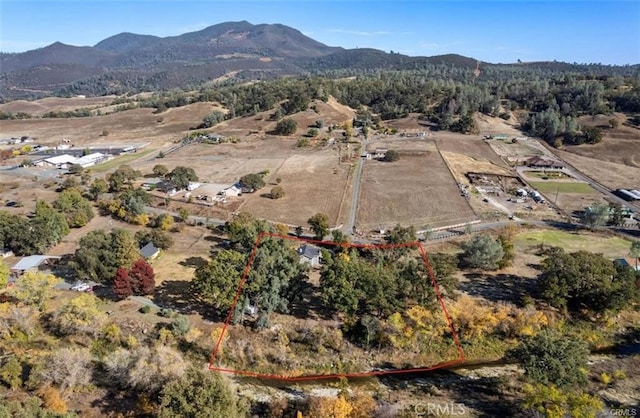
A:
[1,0,639,65]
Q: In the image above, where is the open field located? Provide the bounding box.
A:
[91,148,158,172]
[527,181,597,194]
[0,96,117,116]
[435,135,508,169]
[515,229,632,259]
[552,149,640,191]
[357,139,476,230]
[0,102,216,146]
[565,114,640,168]
[143,138,352,227]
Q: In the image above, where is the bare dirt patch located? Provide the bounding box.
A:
[358,139,476,230]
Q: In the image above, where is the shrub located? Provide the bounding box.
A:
[270,186,285,199]
[140,305,151,314]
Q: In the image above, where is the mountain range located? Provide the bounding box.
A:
[0,20,608,100]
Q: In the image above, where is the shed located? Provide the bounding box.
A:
[139,242,160,260]
[297,244,321,267]
[11,255,61,275]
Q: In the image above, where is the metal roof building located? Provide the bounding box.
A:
[11,255,61,273]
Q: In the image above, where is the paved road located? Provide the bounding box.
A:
[344,138,366,234]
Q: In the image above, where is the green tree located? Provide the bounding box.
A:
[508,329,589,389]
[53,189,94,228]
[308,212,330,240]
[158,368,246,418]
[88,178,108,200]
[382,149,400,162]
[29,200,70,253]
[68,164,84,175]
[71,229,119,283]
[239,173,266,190]
[168,166,198,190]
[538,248,638,315]
[246,237,308,328]
[177,207,190,222]
[581,204,609,228]
[111,228,139,270]
[108,165,139,192]
[193,250,246,316]
[295,226,304,237]
[135,228,174,250]
[152,164,169,178]
[0,357,22,390]
[460,234,505,270]
[497,233,515,268]
[274,118,297,135]
[384,224,416,245]
[198,110,225,128]
[10,271,61,311]
[270,186,285,199]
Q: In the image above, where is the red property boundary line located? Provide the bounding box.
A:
[208,232,465,381]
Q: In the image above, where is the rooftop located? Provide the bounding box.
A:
[11,255,61,271]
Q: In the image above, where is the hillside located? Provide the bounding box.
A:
[0,21,490,100]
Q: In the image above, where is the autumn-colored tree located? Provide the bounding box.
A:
[0,260,8,289]
[38,386,68,414]
[113,268,132,299]
[129,259,155,295]
[10,271,61,311]
[53,293,107,336]
[157,213,174,231]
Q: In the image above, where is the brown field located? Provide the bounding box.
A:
[0,96,117,116]
[357,139,476,230]
[143,138,352,227]
[553,149,640,191]
[0,102,219,146]
[563,115,640,168]
[209,97,355,139]
[435,135,508,168]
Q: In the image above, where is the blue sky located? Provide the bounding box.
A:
[1,0,639,64]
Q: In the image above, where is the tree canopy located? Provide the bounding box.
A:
[308,212,330,240]
[537,248,639,315]
[193,249,246,317]
[508,329,589,389]
[460,234,505,270]
[168,166,198,189]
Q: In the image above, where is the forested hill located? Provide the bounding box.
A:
[1,20,639,100]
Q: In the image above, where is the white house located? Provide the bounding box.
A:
[223,185,242,197]
[38,154,77,169]
[297,244,321,268]
[74,152,107,168]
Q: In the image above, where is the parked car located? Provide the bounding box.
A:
[71,282,90,292]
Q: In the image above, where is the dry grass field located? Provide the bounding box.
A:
[0,96,117,116]
[553,149,640,191]
[143,138,352,227]
[0,102,216,146]
[357,139,476,230]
